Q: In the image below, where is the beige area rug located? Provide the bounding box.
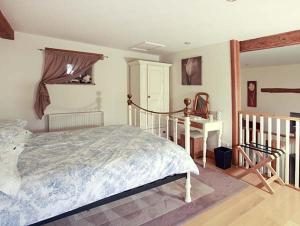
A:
[45,166,247,226]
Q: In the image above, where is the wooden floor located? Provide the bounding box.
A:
[184,159,300,226]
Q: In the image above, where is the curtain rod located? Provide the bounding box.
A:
[37,49,109,59]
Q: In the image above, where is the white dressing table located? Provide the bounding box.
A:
[178,115,223,168]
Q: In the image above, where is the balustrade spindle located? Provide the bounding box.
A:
[295,121,300,188]
[239,113,243,167]
[285,120,290,184]
[259,116,264,174]
[276,119,281,176]
[267,117,272,177]
[245,114,250,169]
[252,115,257,164]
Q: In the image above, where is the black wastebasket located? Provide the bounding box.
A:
[289,153,300,186]
[214,147,232,169]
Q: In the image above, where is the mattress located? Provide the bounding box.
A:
[0,125,199,226]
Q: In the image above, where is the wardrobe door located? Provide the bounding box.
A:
[147,65,165,112]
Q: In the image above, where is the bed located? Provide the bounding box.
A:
[0,96,197,226]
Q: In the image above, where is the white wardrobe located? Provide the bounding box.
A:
[128,60,171,135]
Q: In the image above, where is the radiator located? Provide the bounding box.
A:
[48,111,104,132]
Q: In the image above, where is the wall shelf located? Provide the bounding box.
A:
[261,88,300,93]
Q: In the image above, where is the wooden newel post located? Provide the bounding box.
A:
[127,94,132,126]
[184,98,192,203]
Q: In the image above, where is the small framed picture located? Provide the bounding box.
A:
[247,81,257,107]
[182,56,202,85]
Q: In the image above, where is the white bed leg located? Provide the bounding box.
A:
[185,172,192,203]
[184,98,192,203]
[127,94,133,126]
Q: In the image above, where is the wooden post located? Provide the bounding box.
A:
[127,94,133,126]
[230,40,241,165]
[184,98,192,203]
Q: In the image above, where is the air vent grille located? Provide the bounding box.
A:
[130,41,165,52]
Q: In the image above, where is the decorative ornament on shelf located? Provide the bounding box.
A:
[82,74,92,83]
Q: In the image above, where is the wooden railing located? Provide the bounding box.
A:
[239,111,300,189]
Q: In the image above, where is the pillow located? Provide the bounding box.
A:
[0,119,27,129]
[0,125,31,153]
[9,128,31,146]
[0,120,31,196]
[0,145,24,196]
[0,126,25,142]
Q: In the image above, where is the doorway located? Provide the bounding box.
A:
[230,30,300,165]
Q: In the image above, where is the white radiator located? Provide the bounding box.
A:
[48,111,104,132]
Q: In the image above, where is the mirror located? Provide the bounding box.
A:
[192,92,209,119]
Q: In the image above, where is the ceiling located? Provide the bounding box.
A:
[241,44,300,68]
[1,0,300,55]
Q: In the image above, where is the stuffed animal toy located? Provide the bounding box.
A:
[82,75,91,83]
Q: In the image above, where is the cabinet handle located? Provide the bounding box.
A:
[148,96,151,98]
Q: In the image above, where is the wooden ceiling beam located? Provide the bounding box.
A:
[240,30,300,52]
[0,9,14,40]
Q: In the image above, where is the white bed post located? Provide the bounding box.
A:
[184,98,192,203]
[127,94,133,126]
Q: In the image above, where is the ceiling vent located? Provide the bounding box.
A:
[130,41,165,52]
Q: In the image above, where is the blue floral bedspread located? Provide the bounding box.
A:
[0,125,198,226]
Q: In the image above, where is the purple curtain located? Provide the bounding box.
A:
[34,48,103,119]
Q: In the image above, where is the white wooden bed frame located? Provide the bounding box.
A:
[127,94,192,203]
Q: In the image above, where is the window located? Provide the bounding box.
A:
[66,64,94,84]
[66,64,74,75]
[35,47,103,118]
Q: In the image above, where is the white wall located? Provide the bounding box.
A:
[161,42,232,148]
[0,32,159,131]
[241,64,300,116]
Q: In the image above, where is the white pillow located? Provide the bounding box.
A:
[0,145,23,196]
[0,119,27,129]
[0,120,31,196]
[0,126,31,152]
[0,119,28,145]
[0,127,24,143]
[10,129,31,146]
